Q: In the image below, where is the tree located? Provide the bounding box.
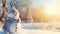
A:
[12,0,32,23]
[2,0,6,24]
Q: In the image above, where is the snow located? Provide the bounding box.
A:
[0,23,60,34]
[0,27,5,34]
[1,29,60,34]
[20,29,60,34]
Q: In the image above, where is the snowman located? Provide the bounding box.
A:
[3,6,21,34]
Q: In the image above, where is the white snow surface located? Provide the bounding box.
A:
[0,23,60,34]
[0,29,60,34]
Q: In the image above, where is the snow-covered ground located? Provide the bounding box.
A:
[0,29,60,34]
[0,26,5,34]
[0,23,60,34]
[20,29,60,34]
[21,23,60,30]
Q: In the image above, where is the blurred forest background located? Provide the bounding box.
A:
[0,0,60,24]
[0,0,60,31]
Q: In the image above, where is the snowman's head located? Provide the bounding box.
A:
[7,7,19,19]
[13,7,19,19]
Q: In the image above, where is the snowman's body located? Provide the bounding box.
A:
[3,18,21,34]
[3,7,21,34]
[9,18,21,33]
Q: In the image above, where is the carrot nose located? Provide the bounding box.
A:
[14,12,17,16]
